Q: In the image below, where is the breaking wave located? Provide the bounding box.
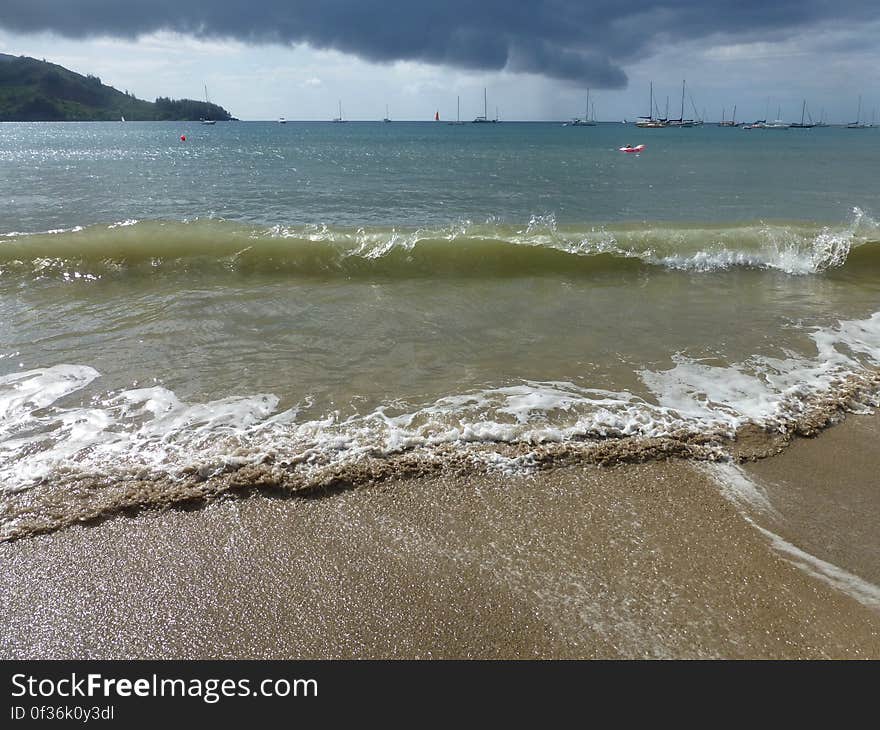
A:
[1,209,877,281]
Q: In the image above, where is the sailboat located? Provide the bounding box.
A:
[472,88,497,123]
[718,105,737,127]
[789,100,814,129]
[847,96,867,128]
[200,85,216,124]
[687,86,704,126]
[332,100,346,122]
[434,110,440,121]
[278,117,287,124]
[635,82,667,127]
[383,105,391,123]
[448,96,465,125]
[566,89,596,126]
[765,107,789,130]
[667,81,694,127]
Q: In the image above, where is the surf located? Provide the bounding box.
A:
[3,308,879,542]
[0,209,877,281]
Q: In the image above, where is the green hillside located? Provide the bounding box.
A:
[0,54,233,121]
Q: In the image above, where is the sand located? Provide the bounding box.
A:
[742,413,880,586]
[2,416,879,659]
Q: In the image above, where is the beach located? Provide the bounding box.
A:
[2,412,877,660]
[1,121,879,660]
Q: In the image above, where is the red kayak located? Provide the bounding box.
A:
[619,144,646,153]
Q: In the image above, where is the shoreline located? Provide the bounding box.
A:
[2,413,878,659]
[3,368,878,544]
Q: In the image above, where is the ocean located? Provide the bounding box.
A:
[1,120,879,544]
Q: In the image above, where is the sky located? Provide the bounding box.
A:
[1,1,879,123]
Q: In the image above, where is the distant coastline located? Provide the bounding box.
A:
[0,53,233,122]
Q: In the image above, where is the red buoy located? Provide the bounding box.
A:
[180,135,186,142]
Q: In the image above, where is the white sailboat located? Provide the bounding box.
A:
[766,106,789,129]
[383,104,391,123]
[566,89,596,126]
[332,100,346,123]
[848,95,867,129]
[635,82,667,127]
[201,84,216,125]
[718,105,737,127]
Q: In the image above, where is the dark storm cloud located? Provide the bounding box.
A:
[1,1,877,87]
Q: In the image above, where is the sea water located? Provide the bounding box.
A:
[1,121,878,538]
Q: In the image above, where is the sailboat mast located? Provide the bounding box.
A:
[681,80,685,122]
[649,82,653,119]
[484,88,487,120]
[801,100,806,126]
[586,88,590,122]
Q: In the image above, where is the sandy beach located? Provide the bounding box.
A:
[2,21,880,672]
[2,414,878,660]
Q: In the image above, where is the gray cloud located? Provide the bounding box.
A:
[1,1,877,87]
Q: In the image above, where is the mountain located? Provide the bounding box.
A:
[0,54,233,121]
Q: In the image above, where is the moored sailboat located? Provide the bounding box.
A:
[635,82,667,128]
[566,89,597,126]
[718,105,737,127]
[448,96,465,125]
[332,100,346,122]
[472,88,497,123]
[200,85,217,124]
[789,100,815,129]
[847,96,868,128]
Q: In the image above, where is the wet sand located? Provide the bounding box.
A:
[742,413,880,586]
[2,416,879,659]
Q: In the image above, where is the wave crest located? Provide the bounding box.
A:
[1,210,877,281]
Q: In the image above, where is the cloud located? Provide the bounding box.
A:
[1,1,878,87]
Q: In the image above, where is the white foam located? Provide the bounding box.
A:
[706,462,880,611]
[703,462,778,516]
[641,308,880,434]
[0,364,100,436]
[652,227,853,274]
[755,525,880,611]
[1,310,879,493]
[251,210,880,276]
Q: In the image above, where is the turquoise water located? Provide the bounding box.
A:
[2,121,878,231]
[1,121,879,537]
